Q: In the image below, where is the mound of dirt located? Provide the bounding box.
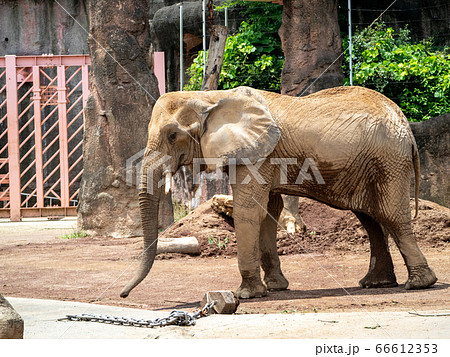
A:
[162,198,450,257]
[162,202,236,257]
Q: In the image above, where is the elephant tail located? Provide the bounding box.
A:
[412,142,420,219]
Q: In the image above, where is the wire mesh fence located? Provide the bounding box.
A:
[175,1,449,120]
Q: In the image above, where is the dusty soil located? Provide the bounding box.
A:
[0,198,449,314]
[163,197,450,256]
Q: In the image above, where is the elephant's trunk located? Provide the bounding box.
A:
[120,164,161,298]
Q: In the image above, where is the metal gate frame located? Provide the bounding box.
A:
[0,55,90,220]
[0,53,165,221]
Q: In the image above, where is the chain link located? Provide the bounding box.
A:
[58,301,216,328]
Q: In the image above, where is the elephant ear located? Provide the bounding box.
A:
[189,88,280,168]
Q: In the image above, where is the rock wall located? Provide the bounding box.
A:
[0,0,89,56]
[279,0,343,96]
[410,114,450,207]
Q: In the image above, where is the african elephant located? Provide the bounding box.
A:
[120,86,437,299]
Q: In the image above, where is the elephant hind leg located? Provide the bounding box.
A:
[353,211,397,288]
[260,193,289,291]
[384,220,437,289]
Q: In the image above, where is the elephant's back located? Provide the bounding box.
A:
[273,86,413,150]
[269,86,415,181]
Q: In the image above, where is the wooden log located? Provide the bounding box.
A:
[156,236,200,255]
[201,25,228,91]
[211,194,306,233]
[201,290,240,314]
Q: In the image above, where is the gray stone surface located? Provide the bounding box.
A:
[6,297,450,339]
[411,114,450,207]
[279,0,343,97]
[0,0,89,56]
[0,294,24,339]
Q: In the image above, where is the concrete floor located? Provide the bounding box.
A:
[6,297,450,339]
[0,217,77,246]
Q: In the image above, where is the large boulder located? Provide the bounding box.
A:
[410,114,450,207]
[0,294,24,339]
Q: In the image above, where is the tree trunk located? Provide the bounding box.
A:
[78,0,161,238]
[279,0,343,96]
[201,25,228,91]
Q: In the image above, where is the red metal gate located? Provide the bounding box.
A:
[0,54,165,221]
[0,55,90,220]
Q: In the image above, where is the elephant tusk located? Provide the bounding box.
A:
[165,171,172,194]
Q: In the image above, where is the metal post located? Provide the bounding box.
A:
[348,0,353,86]
[180,5,184,90]
[32,65,44,208]
[57,65,70,207]
[202,0,206,76]
[154,52,166,95]
[81,64,90,108]
[225,7,228,28]
[5,55,21,221]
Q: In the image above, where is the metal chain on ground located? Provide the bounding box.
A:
[58,301,215,328]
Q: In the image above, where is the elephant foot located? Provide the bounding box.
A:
[405,264,437,290]
[264,273,289,291]
[359,270,398,289]
[236,278,267,299]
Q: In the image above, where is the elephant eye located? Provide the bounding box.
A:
[168,131,177,143]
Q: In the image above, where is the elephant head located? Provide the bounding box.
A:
[120,87,280,297]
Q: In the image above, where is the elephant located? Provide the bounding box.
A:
[120,86,437,299]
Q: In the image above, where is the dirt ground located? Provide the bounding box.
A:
[0,198,449,314]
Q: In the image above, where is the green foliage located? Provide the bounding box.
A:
[208,235,229,250]
[184,1,284,91]
[186,5,449,122]
[60,230,87,239]
[343,23,450,121]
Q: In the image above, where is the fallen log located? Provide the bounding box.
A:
[157,236,200,255]
[211,194,306,233]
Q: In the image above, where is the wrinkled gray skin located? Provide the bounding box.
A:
[120,86,437,299]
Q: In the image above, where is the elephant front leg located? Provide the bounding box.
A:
[234,214,267,299]
[260,193,289,291]
[232,188,269,299]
